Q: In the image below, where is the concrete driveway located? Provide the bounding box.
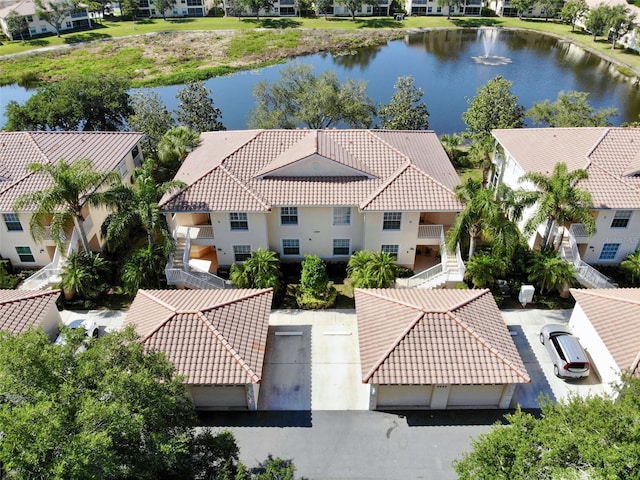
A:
[502,309,607,408]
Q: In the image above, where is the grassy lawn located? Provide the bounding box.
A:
[1,15,638,87]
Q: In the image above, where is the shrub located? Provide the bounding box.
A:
[0,260,20,289]
[296,255,336,309]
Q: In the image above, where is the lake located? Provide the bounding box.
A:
[1,28,639,133]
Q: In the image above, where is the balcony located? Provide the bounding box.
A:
[569,223,590,243]
[417,224,443,240]
[176,224,214,243]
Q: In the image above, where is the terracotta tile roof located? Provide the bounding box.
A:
[570,288,640,376]
[0,131,144,211]
[160,130,462,213]
[355,289,530,385]
[0,289,61,335]
[492,127,640,209]
[124,289,273,385]
[0,0,36,17]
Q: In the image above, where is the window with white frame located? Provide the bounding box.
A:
[381,244,399,258]
[233,245,251,262]
[599,243,620,261]
[15,246,35,262]
[333,239,350,255]
[611,210,632,228]
[282,239,300,256]
[382,212,402,230]
[280,207,298,225]
[3,213,23,232]
[229,212,248,231]
[116,159,128,178]
[333,207,351,225]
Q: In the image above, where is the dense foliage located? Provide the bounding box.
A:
[296,255,337,309]
[347,251,398,288]
[454,377,640,479]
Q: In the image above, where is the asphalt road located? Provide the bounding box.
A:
[198,409,528,480]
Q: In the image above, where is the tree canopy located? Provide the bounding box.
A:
[378,76,430,130]
[5,75,132,131]
[0,327,196,479]
[128,90,176,154]
[527,91,618,127]
[175,81,226,133]
[35,0,78,37]
[561,0,589,31]
[249,63,376,129]
[454,377,640,479]
[462,76,525,140]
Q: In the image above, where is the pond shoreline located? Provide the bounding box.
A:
[1,25,639,88]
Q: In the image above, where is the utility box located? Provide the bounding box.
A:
[518,285,535,307]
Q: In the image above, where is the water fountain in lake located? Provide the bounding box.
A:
[472,28,512,66]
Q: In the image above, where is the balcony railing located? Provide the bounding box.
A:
[561,231,615,289]
[569,223,590,243]
[165,267,230,289]
[177,225,214,240]
[417,224,443,240]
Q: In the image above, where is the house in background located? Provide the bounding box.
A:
[123,288,273,410]
[404,0,481,17]
[491,127,640,288]
[355,288,530,409]
[137,0,206,18]
[0,0,91,40]
[0,289,62,340]
[0,131,144,288]
[568,288,640,397]
[160,129,465,290]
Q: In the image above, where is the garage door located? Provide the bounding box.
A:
[190,385,247,409]
[377,385,433,408]
[447,385,502,407]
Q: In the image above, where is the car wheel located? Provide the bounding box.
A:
[539,333,545,345]
[553,365,560,378]
[91,328,99,339]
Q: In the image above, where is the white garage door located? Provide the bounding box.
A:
[190,385,247,409]
[377,385,433,408]
[447,385,503,407]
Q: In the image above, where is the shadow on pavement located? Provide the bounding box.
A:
[197,410,312,428]
[382,408,542,426]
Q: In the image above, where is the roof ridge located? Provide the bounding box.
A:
[137,290,178,342]
[196,288,273,313]
[587,161,640,197]
[445,310,530,382]
[362,310,424,383]
[571,287,640,306]
[356,288,431,312]
[359,163,411,210]
[219,164,272,211]
[447,288,489,312]
[0,288,61,305]
[197,311,261,383]
[406,163,459,196]
[584,127,612,170]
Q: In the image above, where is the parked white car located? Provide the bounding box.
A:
[54,319,100,346]
[539,324,590,380]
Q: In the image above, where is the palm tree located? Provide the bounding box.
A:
[621,249,640,286]
[446,178,501,259]
[121,245,168,295]
[468,135,496,187]
[229,248,281,292]
[348,250,398,288]
[157,126,200,180]
[528,248,576,295]
[464,251,505,288]
[101,159,186,255]
[440,133,463,166]
[519,162,595,250]
[12,159,121,252]
[59,250,110,301]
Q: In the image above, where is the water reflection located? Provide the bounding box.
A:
[1,28,639,133]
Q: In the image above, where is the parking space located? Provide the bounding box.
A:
[59,309,127,336]
[502,309,608,408]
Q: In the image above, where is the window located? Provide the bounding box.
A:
[233,245,251,262]
[3,213,23,232]
[26,15,33,21]
[382,212,401,230]
[282,239,300,256]
[611,210,632,228]
[116,159,128,178]
[280,207,298,225]
[333,207,351,226]
[333,239,350,255]
[229,212,248,231]
[599,243,620,261]
[66,21,72,28]
[15,246,35,263]
[41,26,47,32]
[381,244,399,258]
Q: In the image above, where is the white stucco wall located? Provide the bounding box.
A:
[362,211,421,268]
[266,206,365,261]
[580,210,640,264]
[568,304,620,396]
[208,212,269,266]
